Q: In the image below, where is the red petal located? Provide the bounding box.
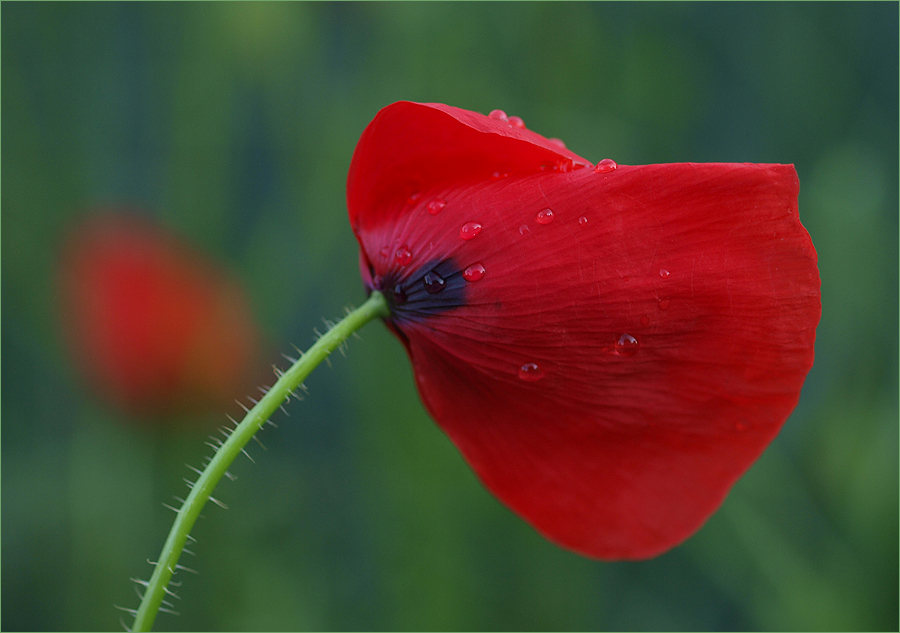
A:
[348,103,821,560]
[347,102,591,240]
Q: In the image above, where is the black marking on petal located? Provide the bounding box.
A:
[381,257,468,323]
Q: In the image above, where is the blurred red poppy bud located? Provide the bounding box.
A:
[58,213,261,419]
[348,102,821,560]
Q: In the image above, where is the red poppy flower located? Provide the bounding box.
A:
[58,213,261,418]
[348,102,821,560]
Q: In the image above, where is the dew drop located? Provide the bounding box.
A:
[463,263,485,282]
[615,333,640,357]
[427,198,446,215]
[488,109,509,122]
[640,315,650,327]
[548,138,566,149]
[518,362,544,381]
[394,246,412,266]
[519,224,531,236]
[578,215,588,225]
[392,284,407,305]
[594,158,618,173]
[508,115,525,129]
[659,268,670,279]
[490,171,509,180]
[460,222,483,240]
[407,191,422,203]
[536,208,555,225]
[657,298,671,311]
[372,274,384,290]
[423,270,445,294]
[379,246,391,259]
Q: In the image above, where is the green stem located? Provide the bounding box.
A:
[130,291,389,632]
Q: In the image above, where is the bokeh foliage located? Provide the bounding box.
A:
[2,2,897,631]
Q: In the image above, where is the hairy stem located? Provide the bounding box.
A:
[130,291,389,632]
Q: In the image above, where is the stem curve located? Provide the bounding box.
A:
[130,291,389,632]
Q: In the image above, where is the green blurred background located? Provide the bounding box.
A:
[3,2,897,631]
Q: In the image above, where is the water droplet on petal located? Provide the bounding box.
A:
[518,362,544,381]
[407,191,422,203]
[463,263,485,282]
[427,199,446,215]
[488,109,509,122]
[392,284,407,305]
[379,246,391,259]
[394,246,412,266]
[372,274,384,290]
[508,115,525,129]
[658,298,671,311]
[460,222,482,240]
[615,333,640,356]
[640,315,650,327]
[659,268,670,279]
[491,171,509,180]
[594,158,618,173]
[536,208,554,225]
[423,270,445,294]
[519,224,531,236]
[548,138,566,149]
[578,215,588,225]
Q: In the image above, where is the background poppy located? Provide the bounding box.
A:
[58,212,262,418]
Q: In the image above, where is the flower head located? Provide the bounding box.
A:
[348,102,820,560]
[58,213,262,419]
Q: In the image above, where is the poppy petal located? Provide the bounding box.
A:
[348,101,591,238]
[348,102,820,560]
